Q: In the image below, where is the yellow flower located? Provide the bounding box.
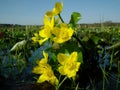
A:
[39,15,54,45]
[32,15,54,45]
[57,52,80,78]
[37,69,59,86]
[46,2,63,17]
[32,51,59,86]
[31,33,39,43]
[32,51,48,74]
[53,2,63,15]
[53,23,74,43]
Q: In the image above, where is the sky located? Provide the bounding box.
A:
[0,0,120,25]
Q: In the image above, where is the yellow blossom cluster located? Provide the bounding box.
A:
[32,2,74,45]
[32,51,80,86]
[57,52,80,79]
[32,2,81,88]
[32,51,59,86]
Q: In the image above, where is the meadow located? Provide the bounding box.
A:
[0,22,120,90]
[0,2,120,90]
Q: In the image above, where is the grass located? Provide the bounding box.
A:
[0,23,120,90]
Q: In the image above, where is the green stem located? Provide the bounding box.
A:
[73,35,86,52]
[116,61,120,90]
[109,49,114,70]
[58,14,64,23]
[56,76,67,90]
[102,62,106,90]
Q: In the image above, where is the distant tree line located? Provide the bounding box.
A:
[0,22,120,28]
[79,22,120,28]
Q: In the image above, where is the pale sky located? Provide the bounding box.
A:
[0,0,120,25]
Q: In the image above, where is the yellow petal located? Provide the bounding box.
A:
[39,28,51,38]
[53,37,63,44]
[39,38,48,45]
[53,23,74,43]
[37,68,59,85]
[32,66,43,74]
[32,33,39,42]
[49,75,59,86]
[67,70,76,78]
[46,11,54,17]
[31,37,38,42]
[44,15,54,29]
[37,74,48,83]
[52,27,59,36]
[43,51,48,60]
[53,2,63,15]
[68,62,80,78]
[60,23,68,28]
[58,66,66,75]
[58,52,81,78]
[57,53,68,65]
[69,52,78,62]
[55,2,63,12]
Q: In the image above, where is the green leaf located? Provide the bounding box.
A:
[82,36,89,42]
[90,35,100,45]
[57,40,80,53]
[65,49,69,55]
[78,51,83,63]
[52,53,57,62]
[10,40,27,52]
[107,41,120,50]
[69,12,81,26]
